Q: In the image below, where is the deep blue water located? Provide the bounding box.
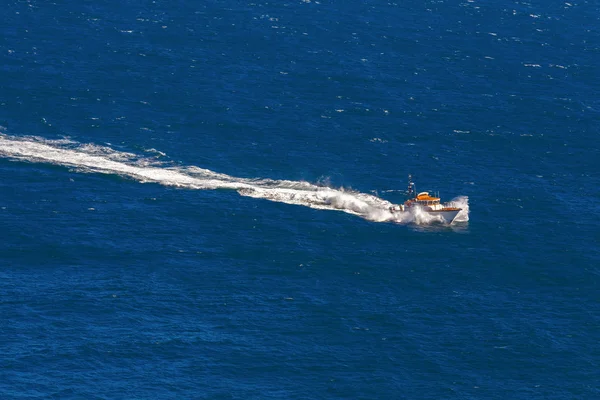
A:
[1,0,599,398]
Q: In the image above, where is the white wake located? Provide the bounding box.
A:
[0,134,469,225]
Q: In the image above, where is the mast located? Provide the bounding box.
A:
[407,174,415,197]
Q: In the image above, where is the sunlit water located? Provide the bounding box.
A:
[1,0,598,399]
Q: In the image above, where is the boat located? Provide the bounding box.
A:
[389,175,462,223]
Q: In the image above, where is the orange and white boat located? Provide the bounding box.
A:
[390,175,462,223]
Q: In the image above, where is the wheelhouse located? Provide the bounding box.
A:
[414,192,440,206]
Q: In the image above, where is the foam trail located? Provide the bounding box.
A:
[0,134,468,225]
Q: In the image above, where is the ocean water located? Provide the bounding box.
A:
[1,0,599,398]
